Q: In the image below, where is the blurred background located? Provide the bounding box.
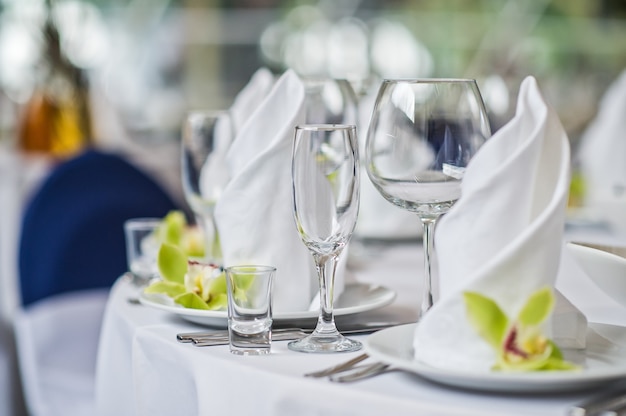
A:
[0,0,625,175]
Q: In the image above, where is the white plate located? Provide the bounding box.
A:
[140,282,396,328]
[365,323,626,393]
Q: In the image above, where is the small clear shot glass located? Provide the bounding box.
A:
[225,265,276,356]
[123,218,161,286]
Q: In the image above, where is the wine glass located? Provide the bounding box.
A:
[289,124,361,353]
[365,79,491,318]
[181,110,233,263]
[302,77,358,125]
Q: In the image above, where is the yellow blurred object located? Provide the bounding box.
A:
[17,1,92,158]
[568,170,586,208]
[18,89,89,158]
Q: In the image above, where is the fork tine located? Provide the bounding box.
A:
[330,362,390,383]
[304,353,369,378]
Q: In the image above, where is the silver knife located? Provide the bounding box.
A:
[568,389,626,416]
[177,324,403,346]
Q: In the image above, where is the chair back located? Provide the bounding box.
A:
[19,150,178,306]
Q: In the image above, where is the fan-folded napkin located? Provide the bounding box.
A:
[413,76,585,371]
[199,68,274,203]
[229,67,275,135]
[214,70,346,313]
[577,70,626,233]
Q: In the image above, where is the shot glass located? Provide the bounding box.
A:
[124,218,161,285]
[225,265,275,356]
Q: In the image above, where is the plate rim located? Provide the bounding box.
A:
[139,281,396,323]
[364,322,626,393]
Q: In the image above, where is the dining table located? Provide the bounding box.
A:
[94,226,626,416]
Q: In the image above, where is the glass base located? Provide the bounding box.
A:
[287,332,362,354]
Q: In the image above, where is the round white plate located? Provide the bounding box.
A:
[140,282,396,328]
[364,323,626,393]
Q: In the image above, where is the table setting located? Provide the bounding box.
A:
[94,68,626,416]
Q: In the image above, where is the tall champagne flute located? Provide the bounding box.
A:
[289,124,361,353]
[181,110,233,263]
[365,79,491,318]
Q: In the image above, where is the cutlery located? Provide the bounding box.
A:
[568,389,626,416]
[177,323,403,344]
[177,326,390,347]
[177,328,302,343]
[329,362,391,383]
[304,353,370,378]
[193,329,310,347]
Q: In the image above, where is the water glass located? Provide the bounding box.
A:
[124,218,161,285]
[225,265,275,356]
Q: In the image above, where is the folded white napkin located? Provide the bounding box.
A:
[413,76,584,371]
[229,67,275,135]
[199,69,274,202]
[214,70,346,313]
[577,70,626,233]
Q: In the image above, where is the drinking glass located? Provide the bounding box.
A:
[123,218,161,285]
[365,79,491,318]
[181,110,233,264]
[302,77,358,125]
[289,124,361,353]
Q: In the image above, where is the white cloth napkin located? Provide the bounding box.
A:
[577,70,626,233]
[229,67,275,135]
[199,69,274,202]
[413,76,582,371]
[214,70,347,313]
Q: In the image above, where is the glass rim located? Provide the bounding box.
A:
[381,78,477,84]
[295,124,356,132]
[124,217,162,227]
[224,265,277,273]
[185,109,231,119]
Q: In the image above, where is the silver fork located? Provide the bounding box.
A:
[329,362,392,382]
[304,353,370,378]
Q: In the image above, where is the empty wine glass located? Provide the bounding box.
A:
[289,124,361,353]
[302,77,358,125]
[181,110,233,263]
[365,79,491,318]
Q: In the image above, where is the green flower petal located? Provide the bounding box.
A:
[143,281,187,298]
[518,287,554,326]
[157,243,188,284]
[463,291,508,348]
[174,292,210,310]
[206,293,227,310]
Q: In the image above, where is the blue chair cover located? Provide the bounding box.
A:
[19,150,179,306]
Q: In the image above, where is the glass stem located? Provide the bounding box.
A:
[197,214,221,263]
[420,217,437,319]
[313,252,339,335]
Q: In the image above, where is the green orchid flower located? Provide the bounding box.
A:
[463,287,579,372]
[144,243,226,311]
[156,210,205,259]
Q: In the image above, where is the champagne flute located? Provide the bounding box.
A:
[181,110,233,263]
[365,79,491,318]
[289,124,361,353]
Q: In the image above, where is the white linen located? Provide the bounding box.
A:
[229,67,275,135]
[93,234,626,416]
[215,70,328,313]
[413,76,578,371]
[14,289,108,416]
[577,70,626,233]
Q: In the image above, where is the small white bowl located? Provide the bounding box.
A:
[566,242,626,307]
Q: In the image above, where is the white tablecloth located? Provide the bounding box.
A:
[95,234,626,416]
